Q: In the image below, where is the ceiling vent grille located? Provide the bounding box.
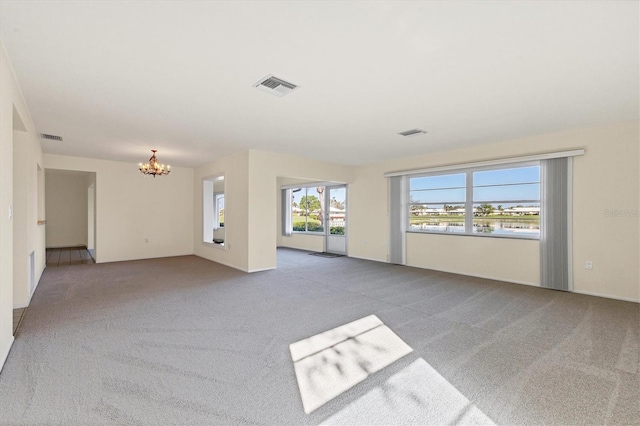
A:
[40,133,63,141]
[398,129,427,137]
[254,75,298,97]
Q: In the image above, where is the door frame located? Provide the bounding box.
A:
[324,185,347,255]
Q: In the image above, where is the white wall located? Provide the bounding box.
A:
[45,170,89,248]
[1,40,46,370]
[44,154,194,263]
[12,129,46,309]
[348,121,640,301]
[279,232,325,253]
[194,150,352,272]
[248,150,353,272]
[194,151,250,272]
[406,234,540,286]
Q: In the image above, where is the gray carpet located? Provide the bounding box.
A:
[0,248,638,425]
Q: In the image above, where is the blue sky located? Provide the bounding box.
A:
[410,166,540,204]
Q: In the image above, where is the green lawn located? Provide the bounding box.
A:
[293,214,323,232]
[292,214,321,226]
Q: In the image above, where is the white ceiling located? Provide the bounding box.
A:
[1,1,638,167]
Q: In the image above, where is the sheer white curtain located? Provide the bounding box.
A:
[281,188,292,237]
[389,176,407,265]
[540,157,572,291]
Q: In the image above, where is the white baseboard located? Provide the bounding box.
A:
[193,254,248,274]
[0,336,15,374]
[407,265,540,288]
[573,290,639,303]
[13,287,33,309]
[13,269,43,309]
[348,254,387,263]
[342,256,638,303]
[350,255,540,288]
[247,266,277,273]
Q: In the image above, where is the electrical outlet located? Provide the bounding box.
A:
[586,261,592,269]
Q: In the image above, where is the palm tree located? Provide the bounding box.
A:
[316,187,325,229]
[476,203,494,217]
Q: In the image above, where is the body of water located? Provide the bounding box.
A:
[410,220,539,237]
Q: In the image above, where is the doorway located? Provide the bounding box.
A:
[325,185,347,255]
[44,169,97,262]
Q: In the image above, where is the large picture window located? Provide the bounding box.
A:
[291,187,325,233]
[409,163,540,238]
[409,173,467,233]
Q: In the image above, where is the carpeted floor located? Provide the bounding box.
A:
[0,248,638,425]
[309,252,345,258]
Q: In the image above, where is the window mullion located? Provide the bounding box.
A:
[305,188,309,232]
[465,171,473,234]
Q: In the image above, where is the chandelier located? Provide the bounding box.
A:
[139,150,171,177]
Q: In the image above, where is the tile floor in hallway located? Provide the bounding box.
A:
[46,247,94,267]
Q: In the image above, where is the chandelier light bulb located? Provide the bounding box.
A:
[138,150,171,178]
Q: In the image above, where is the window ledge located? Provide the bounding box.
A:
[406,230,539,241]
[202,241,226,250]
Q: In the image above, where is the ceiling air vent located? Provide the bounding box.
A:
[398,129,427,137]
[254,74,298,97]
[40,133,63,141]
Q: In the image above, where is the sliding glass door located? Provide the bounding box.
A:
[325,186,347,254]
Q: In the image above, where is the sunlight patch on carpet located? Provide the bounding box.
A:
[290,315,413,414]
[321,358,495,425]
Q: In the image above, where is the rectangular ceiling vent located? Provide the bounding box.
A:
[254,74,298,97]
[398,128,427,137]
[40,133,63,141]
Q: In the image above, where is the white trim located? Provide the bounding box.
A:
[572,290,639,303]
[14,270,40,309]
[407,265,540,288]
[193,254,244,272]
[193,254,275,274]
[247,266,277,273]
[280,181,345,190]
[335,256,638,303]
[349,254,387,263]
[384,149,585,177]
[202,241,226,250]
[347,255,541,287]
[0,336,15,373]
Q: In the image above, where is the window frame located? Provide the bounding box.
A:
[407,161,541,240]
[214,194,224,229]
[291,186,326,235]
[202,173,226,249]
